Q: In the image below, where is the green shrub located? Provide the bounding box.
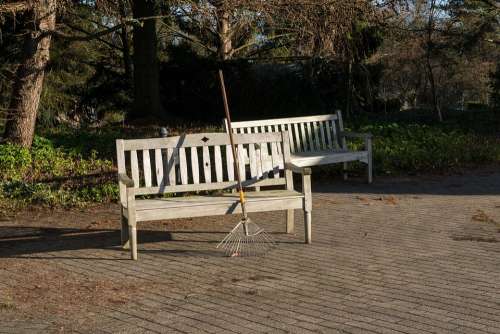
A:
[0,144,32,181]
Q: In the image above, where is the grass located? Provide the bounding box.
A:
[0,109,499,208]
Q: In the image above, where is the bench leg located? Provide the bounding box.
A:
[343,162,348,180]
[129,225,138,260]
[304,211,312,244]
[121,211,130,250]
[286,209,294,234]
[367,160,373,184]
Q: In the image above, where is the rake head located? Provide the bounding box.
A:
[216,218,275,257]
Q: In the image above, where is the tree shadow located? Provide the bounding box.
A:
[312,171,500,196]
[0,226,296,259]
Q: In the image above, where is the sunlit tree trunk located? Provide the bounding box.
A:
[3,0,57,148]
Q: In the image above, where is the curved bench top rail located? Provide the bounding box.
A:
[227,114,338,129]
[119,132,283,151]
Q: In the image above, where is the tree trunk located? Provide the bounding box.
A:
[3,0,56,148]
[129,0,161,121]
[118,0,132,82]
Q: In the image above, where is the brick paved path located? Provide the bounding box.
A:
[1,171,500,333]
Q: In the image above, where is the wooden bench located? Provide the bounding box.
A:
[225,110,373,183]
[116,132,312,260]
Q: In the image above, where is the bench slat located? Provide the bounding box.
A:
[130,150,139,188]
[317,122,326,150]
[237,144,246,181]
[271,142,281,179]
[300,123,307,151]
[166,148,177,186]
[191,147,200,184]
[179,148,188,185]
[313,122,322,150]
[306,122,314,150]
[293,123,302,152]
[155,149,164,187]
[202,146,211,183]
[226,145,234,181]
[228,114,337,128]
[249,143,257,178]
[143,150,152,187]
[214,145,223,182]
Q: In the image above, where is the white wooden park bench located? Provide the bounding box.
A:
[116,132,312,260]
[225,110,373,183]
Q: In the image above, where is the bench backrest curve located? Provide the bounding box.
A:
[224,111,345,153]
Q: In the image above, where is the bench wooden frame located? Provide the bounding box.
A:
[225,110,373,183]
[116,132,312,260]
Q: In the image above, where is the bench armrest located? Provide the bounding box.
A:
[340,131,373,139]
[118,173,134,188]
[285,163,312,175]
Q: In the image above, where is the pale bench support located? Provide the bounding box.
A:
[116,132,312,260]
[225,110,373,183]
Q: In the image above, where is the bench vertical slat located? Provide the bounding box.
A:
[324,121,334,149]
[143,150,152,187]
[270,142,281,178]
[166,148,177,186]
[191,147,200,184]
[255,142,263,178]
[130,150,140,188]
[287,124,296,153]
[178,148,188,185]
[299,123,308,151]
[226,145,234,181]
[317,122,326,150]
[293,123,302,152]
[336,110,347,149]
[155,149,164,187]
[252,127,259,133]
[260,142,272,178]
[306,122,314,151]
[202,146,211,183]
[330,120,340,149]
[313,122,322,150]
[249,143,257,178]
[237,144,246,180]
[214,145,223,182]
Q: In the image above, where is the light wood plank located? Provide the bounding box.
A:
[237,144,246,181]
[166,148,177,186]
[313,122,321,150]
[191,147,200,184]
[130,150,139,188]
[270,142,281,179]
[305,122,314,151]
[293,123,302,152]
[318,122,327,150]
[227,114,337,129]
[154,149,164,187]
[143,150,152,187]
[286,124,296,153]
[324,121,333,149]
[260,142,272,177]
[123,132,282,150]
[214,145,223,182]
[179,148,188,185]
[249,143,257,178]
[226,145,234,181]
[202,146,211,183]
[300,123,308,151]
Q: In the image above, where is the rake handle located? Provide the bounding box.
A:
[218,69,248,219]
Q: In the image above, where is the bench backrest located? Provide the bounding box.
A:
[225,110,346,153]
[116,132,291,200]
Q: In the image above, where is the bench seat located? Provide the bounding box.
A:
[126,190,304,221]
[291,150,369,167]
